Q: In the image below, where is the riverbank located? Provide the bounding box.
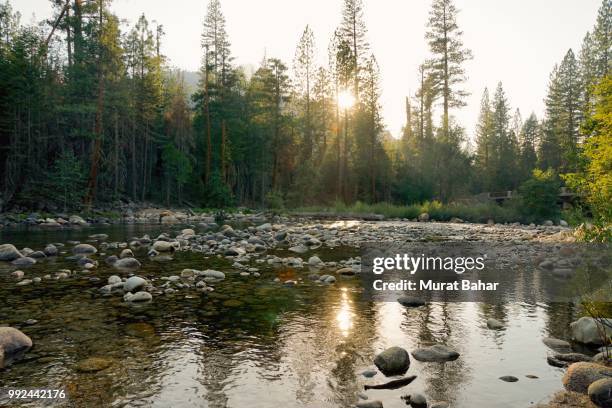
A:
[0,202,574,231]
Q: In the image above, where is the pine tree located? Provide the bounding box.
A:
[339,0,369,99]
[293,25,316,160]
[518,113,539,182]
[202,0,231,88]
[425,0,472,139]
[474,87,494,189]
[592,0,611,79]
[540,50,582,172]
[490,82,517,190]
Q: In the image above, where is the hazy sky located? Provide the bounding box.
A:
[15,0,602,140]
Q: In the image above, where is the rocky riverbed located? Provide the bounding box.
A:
[0,213,609,407]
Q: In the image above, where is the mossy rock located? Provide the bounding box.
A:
[75,357,113,373]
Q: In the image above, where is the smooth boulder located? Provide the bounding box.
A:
[73,243,97,255]
[486,318,505,330]
[43,244,58,256]
[114,257,141,269]
[411,344,459,362]
[124,291,152,302]
[588,378,612,408]
[570,317,612,346]
[374,346,410,376]
[543,337,572,352]
[153,241,177,252]
[0,327,33,368]
[562,362,612,394]
[123,276,147,292]
[12,257,36,267]
[202,269,225,279]
[0,244,23,261]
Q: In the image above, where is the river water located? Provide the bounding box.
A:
[0,223,582,407]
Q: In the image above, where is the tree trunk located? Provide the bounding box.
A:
[114,112,119,199]
[83,2,105,209]
[221,119,227,183]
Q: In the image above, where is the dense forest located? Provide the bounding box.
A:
[0,0,609,220]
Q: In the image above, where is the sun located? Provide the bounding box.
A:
[338,90,355,109]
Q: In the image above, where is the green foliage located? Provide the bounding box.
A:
[564,75,612,241]
[203,171,234,208]
[265,191,285,210]
[517,169,561,222]
[47,150,87,211]
[0,0,609,219]
[295,200,522,224]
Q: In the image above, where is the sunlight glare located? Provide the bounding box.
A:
[336,288,354,337]
[338,90,355,110]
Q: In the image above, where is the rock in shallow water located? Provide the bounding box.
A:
[152,241,177,252]
[0,244,23,261]
[12,257,36,267]
[43,244,58,256]
[123,276,147,292]
[108,275,122,285]
[0,327,33,368]
[361,368,377,378]
[408,393,427,408]
[411,344,459,362]
[374,346,410,376]
[588,378,612,408]
[486,318,504,329]
[124,291,152,302]
[201,269,225,279]
[563,362,612,394]
[397,296,425,307]
[76,357,112,372]
[542,337,572,352]
[114,257,141,269]
[73,243,97,254]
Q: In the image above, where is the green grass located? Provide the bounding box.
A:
[292,200,525,224]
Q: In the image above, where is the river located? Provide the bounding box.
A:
[0,221,584,407]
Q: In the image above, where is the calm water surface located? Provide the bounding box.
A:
[0,224,578,407]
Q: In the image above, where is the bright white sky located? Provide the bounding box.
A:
[16,0,602,140]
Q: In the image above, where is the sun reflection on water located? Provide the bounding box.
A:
[336,288,354,336]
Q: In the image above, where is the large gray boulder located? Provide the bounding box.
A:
[114,257,141,269]
[73,243,97,255]
[411,344,460,362]
[374,346,410,376]
[0,327,33,368]
[570,317,612,346]
[12,257,36,267]
[562,362,612,394]
[0,244,23,261]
